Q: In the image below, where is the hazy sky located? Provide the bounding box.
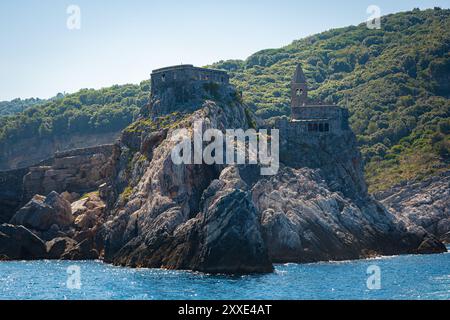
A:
[1,0,449,101]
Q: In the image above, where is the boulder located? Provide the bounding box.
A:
[10,191,73,231]
[441,231,450,244]
[61,191,80,203]
[417,235,448,254]
[71,193,106,231]
[0,224,47,259]
[46,237,78,259]
[74,211,97,230]
[61,238,99,260]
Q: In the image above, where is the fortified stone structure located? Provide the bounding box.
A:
[289,64,350,135]
[149,64,233,117]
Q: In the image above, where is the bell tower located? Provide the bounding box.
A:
[291,64,308,110]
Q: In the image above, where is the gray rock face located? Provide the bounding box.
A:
[252,166,436,262]
[10,191,73,231]
[376,171,450,243]
[0,224,47,260]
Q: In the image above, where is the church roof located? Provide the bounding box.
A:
[292,64,307,83]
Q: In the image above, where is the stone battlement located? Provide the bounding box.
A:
[148,64,234,117]
[151,64,229,96]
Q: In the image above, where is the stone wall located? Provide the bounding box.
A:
[276,117,367,201]
[148,65,236,118]
[23,145,114,200]
[0,131,121,171]
[151,64,229,96]
[291,105,350,135]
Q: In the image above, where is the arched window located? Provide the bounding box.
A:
[161,73,166,82]
[324,123,330,132]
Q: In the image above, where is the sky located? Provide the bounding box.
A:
[0,0,449,101]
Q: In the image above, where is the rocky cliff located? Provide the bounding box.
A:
[1,80,446,273]
[96,83,445,274]
[376,171,450,244]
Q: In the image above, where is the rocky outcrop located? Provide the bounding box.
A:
[0,145,114,224]
[4,190,106,260]
[97,83,445,274]
[10,192,73,231]
[0,168,29,223]
[0,224,47,260]
[0,78,446,272]
[376,171,450,243]
[23,145,114,200]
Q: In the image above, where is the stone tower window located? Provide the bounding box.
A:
[324,123,330,132]
[161,73,166,82]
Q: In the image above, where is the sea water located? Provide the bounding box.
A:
[0,248,449,300]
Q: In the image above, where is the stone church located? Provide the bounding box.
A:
[290,64,350,135]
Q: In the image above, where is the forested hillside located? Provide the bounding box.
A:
[0,97,48,117]
[211,8,450,192]
[1,8,448,192]
[0,82,150,148]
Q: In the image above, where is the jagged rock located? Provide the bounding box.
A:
[252,166,443,262]
[71,193,106,231]
[417,235,448,254]
[46,237,78,259]
[10,191,73,231]
[0,224,47,259]
[441,232,450,244]
[377,171,450,243]
[61,238,99,260]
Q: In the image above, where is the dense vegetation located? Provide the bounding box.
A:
[1,8,449,192]
[0,82,150,145]
[0,97,49,117]
[210,8,450,192]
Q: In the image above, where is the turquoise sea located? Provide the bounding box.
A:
[0,248,449,300]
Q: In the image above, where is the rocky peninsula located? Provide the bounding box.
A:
[0,64,446,273]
